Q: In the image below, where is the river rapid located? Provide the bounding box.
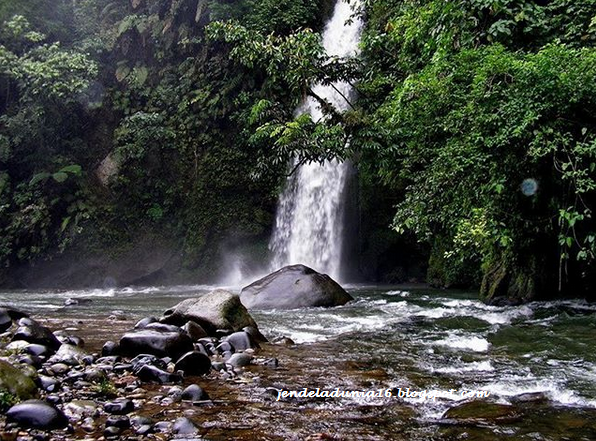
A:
[1,284,596,440]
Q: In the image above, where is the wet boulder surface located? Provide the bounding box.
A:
[240,264,354,310]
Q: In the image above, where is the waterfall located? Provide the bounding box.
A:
[269,0,363,281]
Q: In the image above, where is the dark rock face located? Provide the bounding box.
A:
[6,400,68,430]
[174,351,211,376]
[240,265,353,310]
[161,289,258,334]
[119,328,193,359]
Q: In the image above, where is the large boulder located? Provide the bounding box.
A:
[0,360,38,400]
[240,265,353,310]
[161,290,258,334]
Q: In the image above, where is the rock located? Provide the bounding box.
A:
[104,425,122,437]
[174,352,211,376]
[47,344,87,366]
[134,317,158,329]
[243,325,268,343]
[145,322,182,333]
[510,392,549,404]
[0,360,38,400]
[130,354,168,373]
[63,400,99,420]
[442,401,522,424]
[63,298,93,307]
[153,421,173,433]
[48,363,70,375]
[225,331,258,352]
[6,400,68,430]
[130,415,153,428]
[272,336,295,345]
[106,415,130,429]
[12,318,61,350]
[173,417,198,435]
[226,353,252,368]
[119,328,193,359]
[5,340,30,352]
[38,376,60,393]
[104,399,134,415]
[161,289,259,334]
[216,341,233,354]
[24,344,51,357]
[136,424,153,435]
[181,384,210,402]
[102,341,120,356]
[53,331,85,347]
[136,365,182,384]
[240,264,353,310]
[183,321,208,341]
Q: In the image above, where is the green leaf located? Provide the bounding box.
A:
[29,172,51,186]
[52,172,69,183]
[59,164,82,175]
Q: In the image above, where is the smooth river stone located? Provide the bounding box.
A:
[6,400,68,429]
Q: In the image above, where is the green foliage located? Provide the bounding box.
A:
[356,0,596,295]
[0,388,18,411]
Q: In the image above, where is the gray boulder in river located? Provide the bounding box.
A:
[240,264,353,310]
[161,289,258,334]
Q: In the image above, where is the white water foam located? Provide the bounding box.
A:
[434,335,491,352]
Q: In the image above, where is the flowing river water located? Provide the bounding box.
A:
[2,284,595,440]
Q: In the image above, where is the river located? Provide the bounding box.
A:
[2,284,595,440]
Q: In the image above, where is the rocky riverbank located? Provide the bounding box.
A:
[3,288,596,441]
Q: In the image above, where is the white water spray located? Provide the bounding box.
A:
[269,0,363,281]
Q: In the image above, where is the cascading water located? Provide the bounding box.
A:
[269,0,363,281]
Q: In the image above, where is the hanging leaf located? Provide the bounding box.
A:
[115,65,131,82]
[134,66,149,85]
[52,172,69,183]
[59,164,82,175]
[30,172,51,186]
[60,216,71,232]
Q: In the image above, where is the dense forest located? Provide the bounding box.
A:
[1,0,595,304]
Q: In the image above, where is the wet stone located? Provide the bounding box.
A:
[12,319,61,350]
[173,417,198,435]
[153,421,173,433]
[103,426,122,438]
[181,384,210,402]
[24,344,50,357]
[183,321,208,341]
[38,376,60,393]
[101,341,119,357]
[134,317,158,329]
[225,331,258,352]
[226,353,252,368]
[48,363,70,375]
[104,399,134,415]
[105,415,130,429]
[137,364,182,384]
[174,351,211,376]
[130,354,167,373]
[6,400,68,430]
